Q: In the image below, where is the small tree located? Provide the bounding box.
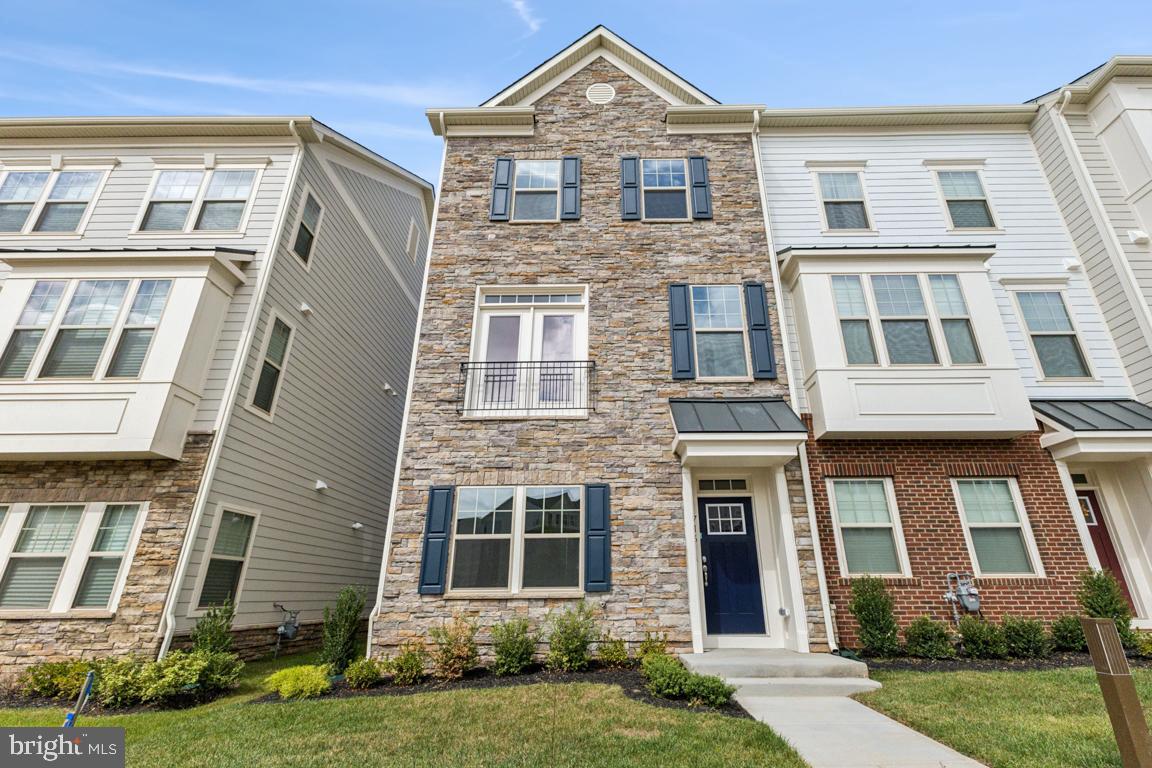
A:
[848,577,900,657]
[1078,570,1135,648]
[190,601,234,653]
[321,586,366,674]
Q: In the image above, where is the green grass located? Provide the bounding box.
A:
[0,652,806,768]
[858,667,1152,768]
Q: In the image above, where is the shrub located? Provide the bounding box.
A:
[95,657,148,709]
[265,665,331,700]
[391,640,427,686]
[958,617,1007,659]
[190,601,234,654]
[598,632,630,668]
[344,658,383,690]
[20,661,94,700]
[428,617,479,680]
[321,586,366,674]
[546,602,598,672]
[684,673,737,708]
[138,649,242,706]
[638,631,668,660]
[640,653,734,707]
[1050,615,1087,652]
[491,619,537,676]
[1136,632,1152,659]
[848,577,900,657]
[1002,616,1052,659]
[1079,570,1136,648]
[903,617,956,659]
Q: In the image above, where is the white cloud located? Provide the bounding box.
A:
[504,0,542,35]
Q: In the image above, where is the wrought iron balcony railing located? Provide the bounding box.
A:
[458,360,596,416]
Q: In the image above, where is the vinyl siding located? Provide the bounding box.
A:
[173,142,428,631]
[759,130,1131,410]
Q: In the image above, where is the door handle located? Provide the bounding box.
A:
[701,555,709,587]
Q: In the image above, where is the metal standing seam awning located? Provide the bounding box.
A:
[1033,399,1152,462]
[669,398,808,467]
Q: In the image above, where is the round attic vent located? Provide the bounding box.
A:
[586,83,616,104]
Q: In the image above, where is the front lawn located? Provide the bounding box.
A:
[0,652,806,768]
[858,667,1152,768]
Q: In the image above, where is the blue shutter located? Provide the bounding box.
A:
[621,156,640,220]
[418,486,455,594]
[584,484,611,592]
[744,282,777,380]
[688,156,712,220]
[669,283,696,379]
[490,158,513,221]
[560,156,581,220]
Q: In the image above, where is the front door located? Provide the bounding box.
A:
[698,497,766,635]
[1078,490,1136,611]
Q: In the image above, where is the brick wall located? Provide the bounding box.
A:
[0,433,212,678]
[805,425,1090,648]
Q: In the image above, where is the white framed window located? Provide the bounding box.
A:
[193,509,257,610]
[641,159,689,221]
[816,171,871,231]
[698,478,748,492]
[934,169,996,230]
[929,274,981,365]
[1014,290,1091,379]
[832,275,878,365]
[0,166,110,235]
[406,217,422,262]
[704,503,747,535]
[291,191,323,265]
[0,280,67,379]
[448,486,583,594]
[511,160,561,222]
[0,502,146,613]
[952,478,1044,577]
[106,280,171,378]
[871,274,938,365]
[136,165,260,234]
[690,284,750,379]
[828,479,911,577]
[250,314,294,416]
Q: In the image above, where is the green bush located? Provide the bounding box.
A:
[598,632,630,668]
[139,650,242,706]
[903,617,956,659]
[958,617,1007,659]
[95,657,148,709]
[429,617,478,680]
[638,631,668,660]
[1002,616,1053,659]
[849,577,900,657]
[321,586,366,674]
[640,653,734,707]
[391,641,427,686]
[1050,615,1087,652]
[265,665,331,700]
[491,619,537,676]
[1079,570,1136,648]
[546,602,598,672]
[20,660,94,700]
[684,673,737,707]
[1135,632,1152,659]
[343,658,383,689]
[190,601,234,654]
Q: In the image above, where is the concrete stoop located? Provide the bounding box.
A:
[680,648,880,696]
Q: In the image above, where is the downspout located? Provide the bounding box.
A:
[156,121,306,657]
[366,113,447,659]
[751,111,838,651]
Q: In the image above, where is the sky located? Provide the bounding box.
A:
[3,0,1151,186]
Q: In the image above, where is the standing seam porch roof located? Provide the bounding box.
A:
[670,398,806,434]
[1032,399,1152,431]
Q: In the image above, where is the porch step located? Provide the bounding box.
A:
[724,676,882,697]
[680,649,870,679]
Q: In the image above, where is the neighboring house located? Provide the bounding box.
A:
[0,116,432,675]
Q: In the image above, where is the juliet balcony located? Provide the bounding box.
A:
[457,360,597,418]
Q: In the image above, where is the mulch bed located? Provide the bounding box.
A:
[252,663,752,719]
[863,652,1152,672]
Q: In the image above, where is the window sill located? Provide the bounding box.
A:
[0,232,84,240]
[0,609,115,620]
[694,377,754,384]
[1033,378,1100,385]
[460,412,590,421]
[127,231,247,239]
[641,218,693,224]
[442,590,586,600]
[973,574,1046,583]
[945,227,1003,234]
[821,229,879,236]
[508,219,562,225]
[836,575,919,586]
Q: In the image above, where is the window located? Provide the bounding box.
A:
[0,169,107,234]
[0,280,66,378]
[953,479,1041,576]
[832,275,878,364]
[929,275,981,364]
[449,486,582,593]
[292,193,322,264]
[406,218,421,262]
[642,159,689,220]
[936,170,995,229]
[197,510,256,608]
[818,172,870,230]
[698,479,748,492]
[140,170,204,231]
[139,167,258,233]
[106,280,171,378]
[871,274,937,364]
[829,479,909,576]
[251,317,293,414]
[690,285,749,378]
[705,503,747,535]
[40,280,130,378]
[1016,291,1090,378]
[512,160,560,221]
[0,502,143,612]
[195,170,256,231]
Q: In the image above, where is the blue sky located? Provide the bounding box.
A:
[3,1,1150,185]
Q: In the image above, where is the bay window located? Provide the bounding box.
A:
[953,478,1042,576]
[871,274,937,364]
[40,280,130,378]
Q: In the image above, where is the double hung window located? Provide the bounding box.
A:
[690,285,750,378]
[936,170,996,229]
[1015,291,1090,379]
[139,167,258,233]
[0,168,107,234]
[953,479,1041,576]
[829,479,909,577]
[196,511,256,609]
[817,171,870,230]
[511,161,561,221]
[641,159,689,220]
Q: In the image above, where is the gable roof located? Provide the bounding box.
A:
[481,25,719,108]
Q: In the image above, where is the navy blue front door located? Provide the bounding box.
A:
[699,496,766,635]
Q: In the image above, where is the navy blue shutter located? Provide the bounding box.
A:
[620,156,640,220]
[669,283,696,379]
[490,158,513,221]
[560,156,581,220]
[744,282,777,380]
[584,484,611,592]
[688,156,712,219]
[418,486,455,594]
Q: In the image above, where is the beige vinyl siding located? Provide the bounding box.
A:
[172,143,427,631]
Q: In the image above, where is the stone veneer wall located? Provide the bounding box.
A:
[373,58,827,654]
[0,433,212,679]
[804,426,1091,649]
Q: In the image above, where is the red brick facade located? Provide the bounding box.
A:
[805,424,1091,648]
